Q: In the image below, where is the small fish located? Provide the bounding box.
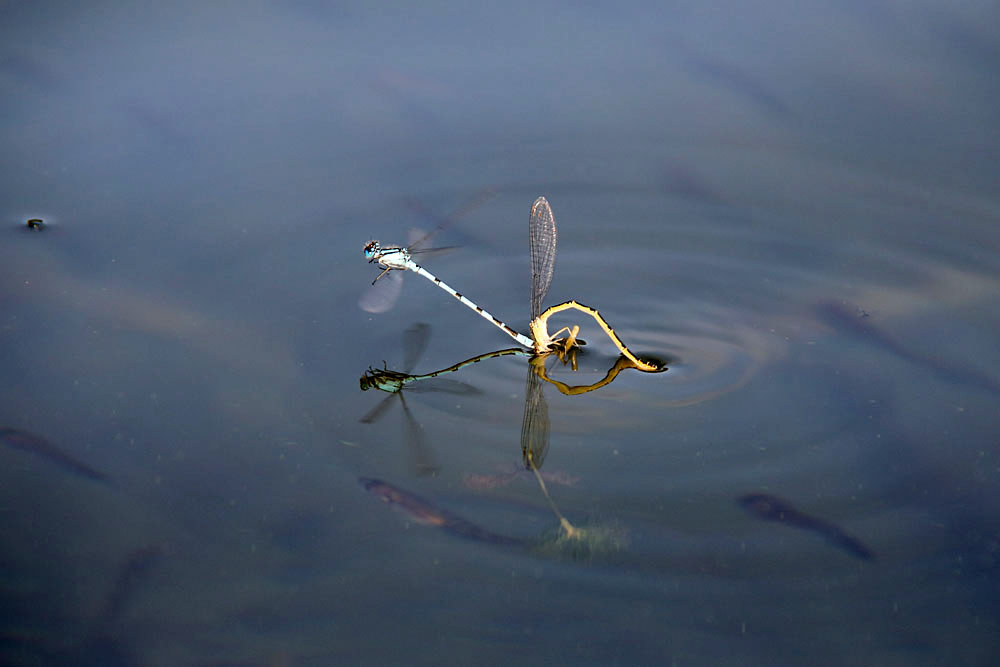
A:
[0,428,110,484]
[47,545,161,667]
[100,545,162,623]
[738,493,875,561]
[359,477,523,546]
[816,300,1000,395]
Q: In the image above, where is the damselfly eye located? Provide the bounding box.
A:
[363,241,380,258]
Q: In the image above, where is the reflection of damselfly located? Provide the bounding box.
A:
[364,196,663,372]
[360,321,532,475]
[360,345,635,552]
[361,344,530,394]
[361,345,649,398]
[518,352,661,540]
[360,322,488,475]
[362,341,660,539]
[360,346,613,552]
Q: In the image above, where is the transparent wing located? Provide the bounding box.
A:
[358,268,404,314]
[407,227,460,259]
[400,393,439,476]
[360,393,397,424]
[520,366,550,469]
[402,322,431,373]
[529,196,557,320]
[405,187,496,252]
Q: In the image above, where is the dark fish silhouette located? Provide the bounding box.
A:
[0,428,110,484]
[66,545,162,666]
[685,56,791,118]
[738,493,875,561]
[360,477,523,547]
[99,545,162,624]
[8,545,160,666]
[816,300,1000,395]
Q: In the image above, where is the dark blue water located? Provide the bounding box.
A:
[2,2,999,665]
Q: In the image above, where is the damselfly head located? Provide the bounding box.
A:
[363,240,381,260]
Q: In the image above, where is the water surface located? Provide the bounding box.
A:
[2,2,998,665]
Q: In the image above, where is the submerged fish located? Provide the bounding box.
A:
[738,493,874,561]
[100,545,163,624]
[816,300,1000,395]
[359,477,524,547]
[42,545,161,667]
[0,427,110,484]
